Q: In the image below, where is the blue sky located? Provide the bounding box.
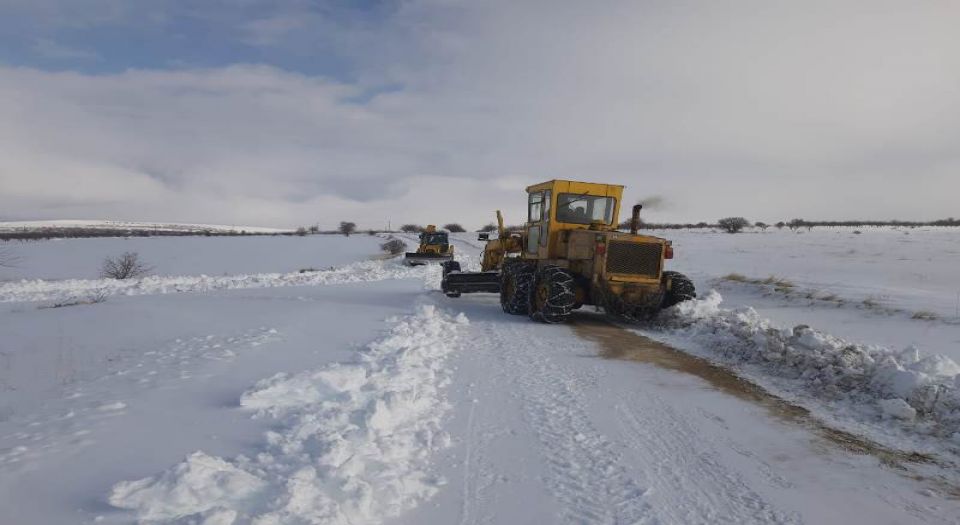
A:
[0,1,394,77]
[1,1,958,228]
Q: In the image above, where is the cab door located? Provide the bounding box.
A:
[526,190,552,258]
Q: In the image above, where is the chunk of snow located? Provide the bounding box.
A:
[108,451,266,521]
[909,354,960,378]
[878,398,917,421]
[671,289,722,319]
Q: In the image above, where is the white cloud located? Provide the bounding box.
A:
[2,0,959,228]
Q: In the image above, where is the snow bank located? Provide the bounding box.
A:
[0,258,441,303]
[108,452,267,522]
[108,303,468,524]
[658,291,960,440]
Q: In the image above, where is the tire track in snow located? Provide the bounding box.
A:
[613,401,798,524]
[472,318,654,524]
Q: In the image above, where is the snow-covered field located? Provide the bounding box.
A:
[1,228,959,524]
[0,235,381,281]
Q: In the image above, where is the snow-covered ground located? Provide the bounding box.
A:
[2,229,959,524]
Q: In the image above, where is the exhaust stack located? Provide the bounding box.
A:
[630,204,643,234]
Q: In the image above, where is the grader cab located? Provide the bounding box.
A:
[441,180,695,322]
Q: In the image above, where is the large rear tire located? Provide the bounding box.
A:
[500,261,535,314]
[662,271,696,308]
[529,266,576,324]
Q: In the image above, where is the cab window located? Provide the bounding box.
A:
[528,192,544,222]
[556,193,615,225]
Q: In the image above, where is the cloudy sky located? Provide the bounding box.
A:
[1,0,957,229]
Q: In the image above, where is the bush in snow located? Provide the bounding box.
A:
[380,238,407,255]
[443,223,466,233]
[400,224,424,233]
[339,221,357,236]
[477,223,498,233]
[718,217,750,234]
[101,252,152,280]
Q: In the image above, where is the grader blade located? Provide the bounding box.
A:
[403,252,454,266]
[442,270,501,294]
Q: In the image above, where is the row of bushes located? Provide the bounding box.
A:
[0,227,277,241]
[7,215,958,241]
[623,217,960,234]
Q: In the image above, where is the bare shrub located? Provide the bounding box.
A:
[308,224,320,234]
[443,223,466,233]
[477,223,498,233]
[339,221,357,236]
[101,252,152,280]
[400,224,423,233]
[721,273,749,283]
[861,295,882,309]
[380,238,407,255]
[718,217,750,234]
[295,226,308,236]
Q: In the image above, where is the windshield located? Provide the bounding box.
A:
[556,193,615,225]
[421,232,449,245]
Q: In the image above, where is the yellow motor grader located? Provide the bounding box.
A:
[441,180,695,322]
[404,225,455,266]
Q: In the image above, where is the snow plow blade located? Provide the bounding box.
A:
[442,271,501,295]
[404,252,454,266]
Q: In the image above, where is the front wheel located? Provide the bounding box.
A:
[662,271,696,308]
[529,266,576,324]
[500,261,535,314]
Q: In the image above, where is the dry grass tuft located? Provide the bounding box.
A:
[722,273,749,282]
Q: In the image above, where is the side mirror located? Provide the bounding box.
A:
[478,232,490,241]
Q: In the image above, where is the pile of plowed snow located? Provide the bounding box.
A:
[0,258,441,303]
[109,303,468,524]
[656,291,960,443]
